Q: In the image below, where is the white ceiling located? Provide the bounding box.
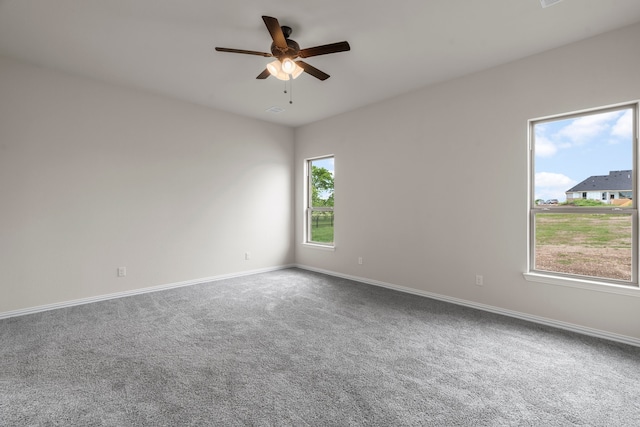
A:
[1,0,640,128]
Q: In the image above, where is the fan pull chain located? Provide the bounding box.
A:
[282,78,293,104]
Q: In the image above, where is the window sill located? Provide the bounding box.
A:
[302,242,335,252]
[523,272,640,297]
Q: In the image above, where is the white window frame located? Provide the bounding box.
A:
[304,155,335,249]
[525,102,640,295]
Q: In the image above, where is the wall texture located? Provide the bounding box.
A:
[295,23,640,342]
[0,56,295,313]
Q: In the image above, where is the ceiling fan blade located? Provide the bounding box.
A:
[298,41,350,58]
[215,47,272,57]
[256,69,271,79]
[262,16,288,50]
[296,61,330,81]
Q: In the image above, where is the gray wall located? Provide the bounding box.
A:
[295,23,640,341]
[0,56,295,313]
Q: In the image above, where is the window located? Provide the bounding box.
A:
[306,156,334,246]
[529,103,638,286]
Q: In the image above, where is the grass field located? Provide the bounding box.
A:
[534,213,632,281]
[310,213,334,244]
[536,213,631,247]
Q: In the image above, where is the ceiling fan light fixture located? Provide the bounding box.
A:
[290,63,304,79]
[266,59,283,77]
[267,59,303,81]
[267,59,290,81]
[281,58,296,74]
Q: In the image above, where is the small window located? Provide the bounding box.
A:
[306,156,334,246]
[529,103,638,286]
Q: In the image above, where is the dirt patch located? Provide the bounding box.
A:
[535,245,631,281]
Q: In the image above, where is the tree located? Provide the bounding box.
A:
[311,166,334,207]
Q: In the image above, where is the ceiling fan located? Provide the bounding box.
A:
[215,16,350,81]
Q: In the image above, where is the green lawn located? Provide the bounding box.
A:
[535,213,631,248]
[310,214,334,244]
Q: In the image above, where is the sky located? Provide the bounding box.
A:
[534,107,633,202]
[313,156,334,176]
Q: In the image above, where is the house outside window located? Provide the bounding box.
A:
[529,102,638,286]
[566,170,632,205]
[306,156,334,246]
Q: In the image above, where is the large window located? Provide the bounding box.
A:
[529,103,638,286]
[306,156,334,246]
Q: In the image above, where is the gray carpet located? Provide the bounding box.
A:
[1,268,639,426]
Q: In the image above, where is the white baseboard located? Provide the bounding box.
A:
[4,263,638,348]
[0,264,295,320]
[295,264,640,348]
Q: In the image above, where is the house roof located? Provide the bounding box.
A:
[566,170,632,193]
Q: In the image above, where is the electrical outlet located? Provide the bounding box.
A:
[117,267,126,277]
[358,257,363,265]
[245,252,251,261]
[475,275,483,286]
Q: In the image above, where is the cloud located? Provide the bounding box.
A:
[555,110,622,144]
[537,108,631,157]
[535,172,577,201]
[611,108,633,140]
[535,135,557,157]
[536,172,575,187]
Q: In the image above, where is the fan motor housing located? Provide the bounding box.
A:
[270,26,300,59]
[270,40,300,59]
